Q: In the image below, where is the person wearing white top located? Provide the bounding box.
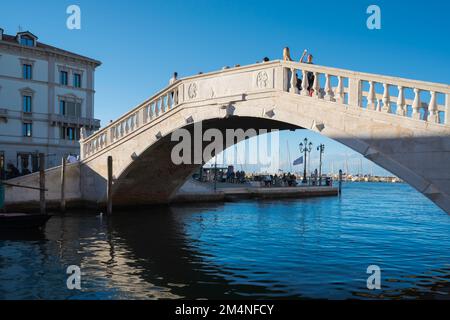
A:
[169,72,178,85]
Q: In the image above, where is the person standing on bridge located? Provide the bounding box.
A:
[300,51,315,96]
[283,47,294,91]
[283,47,292,61]
[169,72,178,85]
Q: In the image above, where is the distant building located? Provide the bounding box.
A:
[0,28,101,175]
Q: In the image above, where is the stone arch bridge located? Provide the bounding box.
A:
[6,60,450,213]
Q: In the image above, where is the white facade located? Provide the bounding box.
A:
[0,29,101,176]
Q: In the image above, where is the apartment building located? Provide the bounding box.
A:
[0,28,101,176]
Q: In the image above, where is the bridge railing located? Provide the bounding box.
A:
[80,60,450,160]
[282,60,450,125]
[81,82,182,159]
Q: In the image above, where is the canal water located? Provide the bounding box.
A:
[0,182,449,300]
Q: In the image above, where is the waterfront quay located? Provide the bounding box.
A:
[174,179,338,203]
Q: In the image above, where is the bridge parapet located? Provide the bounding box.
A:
[80,60,450,161]
[81,82,183,159]
[283,60,450,124]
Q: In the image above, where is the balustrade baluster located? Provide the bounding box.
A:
[368,81,376,110]
[382,83,390,113]
[110,127,115,143]
[412,88,421,119]
[125,119,130,134]
[168,92,173,110]
[335,76,344,103]
[150,103,155,118]
[173,89,179,106]
[159,97,163,113]
[167,93,171,110]
[324,74,333,101]
[143,106,148,124]
[289,68,298,94]
[428,91,438,123]
[120,122,124,137]
[301,69,309,96]
[130,115,135,131]
[135,111,139,128]
[155,100,160,116]
[149,104,153,119]
[396,86,406,116]
[313,72,321,99]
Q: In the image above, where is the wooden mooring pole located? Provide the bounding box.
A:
[107,156,113,215]
[60,157,66,213]
[39,153,46,214]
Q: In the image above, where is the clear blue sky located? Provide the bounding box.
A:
[1,0,449,174]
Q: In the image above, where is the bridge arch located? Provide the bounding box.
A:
[80,60,450,213]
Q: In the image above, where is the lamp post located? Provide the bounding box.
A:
[299,138,313,183]
[317,144,325,186]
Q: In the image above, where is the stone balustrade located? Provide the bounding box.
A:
[81,83,181,159]
[80,60,450,160]
[283,61,449,124]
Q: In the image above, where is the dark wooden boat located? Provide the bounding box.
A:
[0,213,52,229]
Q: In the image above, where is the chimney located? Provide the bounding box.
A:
[0,28,3,40]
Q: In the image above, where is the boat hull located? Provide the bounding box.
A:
[0,214,52,230]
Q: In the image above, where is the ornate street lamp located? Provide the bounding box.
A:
[299,138,313,183]
[317,144,325,186]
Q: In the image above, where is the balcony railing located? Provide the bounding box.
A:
[49,114,101,130]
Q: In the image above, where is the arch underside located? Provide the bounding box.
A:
[94,93,450,213]
[112,117,299,206]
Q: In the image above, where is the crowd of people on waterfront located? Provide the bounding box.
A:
[225,170,247,184]
[253,173,298,187]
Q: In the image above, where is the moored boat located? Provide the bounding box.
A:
[0,213,52,229]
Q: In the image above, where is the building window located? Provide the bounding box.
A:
[60,71,68,86]
[60,100,66,115]
[23,95,32,113]
[22,122,32,137]
[23,64,32,80]
[61,126,80,141]
[20,35,35,47]
[73,73,82,88]
[60,100,81,117]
